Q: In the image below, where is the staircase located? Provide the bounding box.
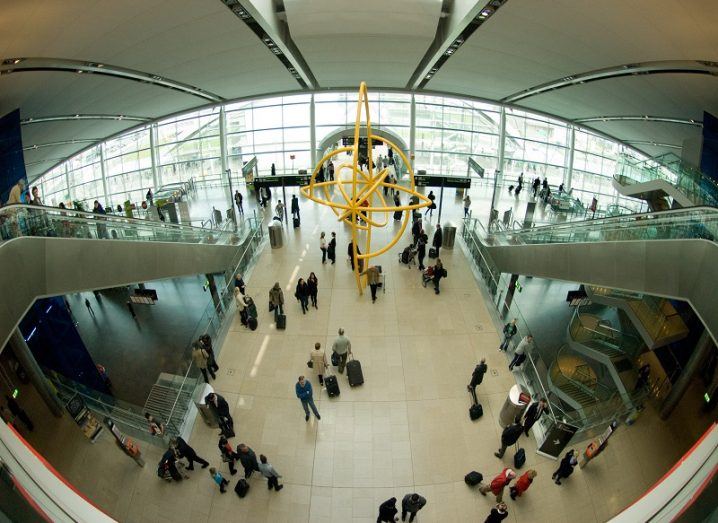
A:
[143,373,199,438]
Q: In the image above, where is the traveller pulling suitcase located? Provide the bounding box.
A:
[325,371,340,397]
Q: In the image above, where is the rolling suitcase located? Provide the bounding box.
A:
[293,216,300,228]
[325,375,340,397]
[469,389,483,421]
[276,313,286,330]
[248,316,258,331]
[429,247,438,259]
[464,471,483,487]
[234,478,249,498]
[514,447,526,469]
[347,357,364,387]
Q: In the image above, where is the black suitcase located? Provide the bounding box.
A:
[469,389,483,420]
[276,314,286,330]
[347,359,364,387]
[514,448,526,469]
[325,375,340,397]
[429,247,438,258]
[464,471,483,487]
[248,317,258,331]
[293,217,300,228]
[234,478,249,498]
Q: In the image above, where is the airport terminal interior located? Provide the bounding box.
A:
[0,1,717,522]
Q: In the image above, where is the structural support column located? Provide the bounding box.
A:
[565,126,575,190]
[310,94,317,167]
[490,107,507,220]
[63,164,71,203]
[99,144,110,207]
[409,94,416,170]
[219,106,233,214]
[660,330,714,420]
[149,123,159,190]
[8,329,63,418]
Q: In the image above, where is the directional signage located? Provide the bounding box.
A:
[415,174,471,188]
[537,421,579,459]
[254,174,311,187]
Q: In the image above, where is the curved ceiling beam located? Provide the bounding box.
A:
[25,157,69,167]
[23,139,100,151]
[623,140,682,150]
[22,114,150,125]
[501,60,718,103]
[0,57,224,102]
[574,115,702,126]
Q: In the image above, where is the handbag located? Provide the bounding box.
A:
[307,360,314,368]
[269,303,275,312]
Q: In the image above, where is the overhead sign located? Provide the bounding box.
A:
[415,175,471,188]
[255,174,311,187]
[468,158,485,178]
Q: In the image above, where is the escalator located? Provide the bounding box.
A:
[462,206,718,344]
[613,153,718,210]
[0,204,256,351]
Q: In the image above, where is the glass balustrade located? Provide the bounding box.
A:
[0,204,244,245]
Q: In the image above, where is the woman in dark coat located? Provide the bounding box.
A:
[307,272,319,309]
[377,497,398,523]
[295,278,310,314]
[417,230,428,271]
[552,449,577,485]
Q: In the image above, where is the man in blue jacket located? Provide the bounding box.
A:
[295,376,321,422]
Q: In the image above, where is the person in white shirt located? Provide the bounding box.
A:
[509,335,533,371]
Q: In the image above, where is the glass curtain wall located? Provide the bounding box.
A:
[32,91,653,212]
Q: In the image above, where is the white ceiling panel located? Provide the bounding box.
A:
[284,0,442,87]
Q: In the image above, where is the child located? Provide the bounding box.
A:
[258,454,283,491]
[209,467,229,493]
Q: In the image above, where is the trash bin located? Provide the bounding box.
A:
[442,222,457,249]
[498,384,529,427]
[196,383,218,428]
[268,222,283,249]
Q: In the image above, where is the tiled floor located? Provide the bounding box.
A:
[16,182,714,523]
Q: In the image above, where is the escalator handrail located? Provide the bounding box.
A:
[0,203,218,234]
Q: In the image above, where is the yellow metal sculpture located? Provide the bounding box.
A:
[300,82,431,294]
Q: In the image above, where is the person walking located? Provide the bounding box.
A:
[6,178,25,204]
[145,413,165,437]
[237,443,260,479]
[494,421,523,458]
[510,469,537,499]
[234,190,244,216]
[160,449,186,481]
[362,265,381,303]
[209,467,229,493]
[192,342,215,383]
[320,232,328,264]
[393,192,402,221]
[296,376,321,421]
[499,319,518,351]
[522,399,548,436]
[411,218,422,247]
[199,334,219,375]
[6,396,33,432]
[532,177,541,198]
[291,194,300,220]
[271,163,277,176]
[509,335,533,371]
[463,194,471,218]
[307,272,319,308]
[328,160,335,181]
[467,358,488,396]
[328,232,337,264]
[417,230,428,271]
[427,191,436,217]
[348,240,363,271]
[432,224,442,256]
[269,282,284,321]
[332,328,352,374]
[218,435,238,475]
[552,449,578,485]
[295,278,310,314]
[205,392,234,437]
[310,342,328,386]
[258,454,283,491]
[484,502,509,523]
[274,199,285,221]
[171,436,209,470]
[431,258,445,295]
[84,298,95,318]
[234,273,246,295]
[401,493,426,522]
[377,497,398,523]
[479,468,516,502]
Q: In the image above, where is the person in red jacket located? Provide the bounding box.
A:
[479,468,516,502]
[509,469,537,499]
